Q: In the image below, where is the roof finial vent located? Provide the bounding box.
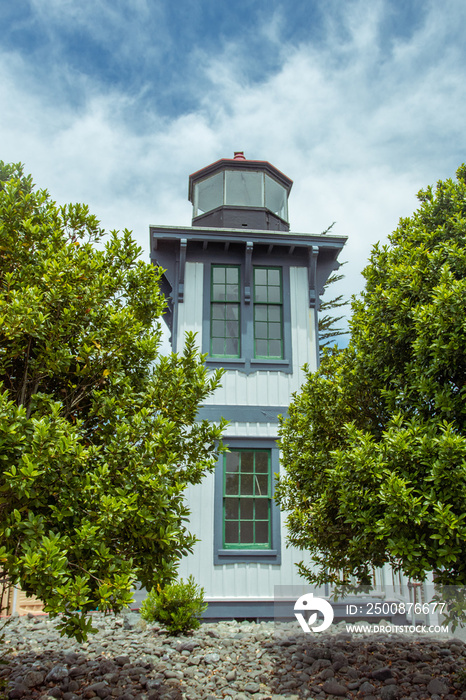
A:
[233,151,246,160]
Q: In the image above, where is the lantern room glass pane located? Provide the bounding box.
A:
[194,171,224,215]
[225,170,263,207]
[265,174,288,221]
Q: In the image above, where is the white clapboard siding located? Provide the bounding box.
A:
[174,262,322,603]
[200,266,316,407]
[176,262,204,343]
[177,419,319,602]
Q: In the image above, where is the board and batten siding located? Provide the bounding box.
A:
[177,263,316,406]
[174,263,319,602]
[176,423,318,602]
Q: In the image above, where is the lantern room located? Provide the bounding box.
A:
[188,151,292,232]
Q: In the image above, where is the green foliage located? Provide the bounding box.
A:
[0,162,226,640]
[318,265,348,353]
[277,165,466,597]
[140,575,207,635]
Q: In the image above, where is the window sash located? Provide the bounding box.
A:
[210,265,241,357]
[223,450,271,549]
[253,267,283,359]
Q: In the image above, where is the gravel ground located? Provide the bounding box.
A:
[1,612,466,700]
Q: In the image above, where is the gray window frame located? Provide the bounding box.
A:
[202,257,293,375]
[214,437,281,565]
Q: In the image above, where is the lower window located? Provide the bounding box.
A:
[214,441,281,565]
[223,450,271,548]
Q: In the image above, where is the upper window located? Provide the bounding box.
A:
[253,267,283,359]
[210,265,241,358]
[193,171,288,221]
[223,449,271,549]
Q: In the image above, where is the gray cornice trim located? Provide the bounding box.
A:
[150,225,347,250]
[198,405,288,423]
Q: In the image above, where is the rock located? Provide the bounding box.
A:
[379,686,400,700]
[46,666,69,682]
[243,682,261,693]
[23,669,45,687]
[359,680,376,695]
[99,660,117,674]
[427,678,450,695]
[321,679,347,696]
[8,685,28,699]
[371,666,393,681]
[114,655,131,666]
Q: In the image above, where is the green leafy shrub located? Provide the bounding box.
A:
[141,575,207,635]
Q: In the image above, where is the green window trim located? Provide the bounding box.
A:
[210,265,241,358]
[223,449,271,549]
[253,266,283,359]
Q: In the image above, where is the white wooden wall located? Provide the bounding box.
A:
[175,262,320,602]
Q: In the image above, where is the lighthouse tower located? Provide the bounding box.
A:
[150,153,346,619]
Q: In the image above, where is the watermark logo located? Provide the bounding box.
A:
[294,592,334,633]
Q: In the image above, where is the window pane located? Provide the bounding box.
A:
[212,266,225,283]
[255,474,268,495]
[212,320,225,337]
[226,305,239,320]
[225,473,239,495]
[265,174,288,221]
[211,338,224,355]
[268,322,281,339]
[224,337,238,356]
[255,339,268,357]
[268,286,281,303]
[226,284,239,301]
[225,520,239,543]
[254,306,267,321]
[240,521,254,544]
[195,172,224,215]
[268,340,282,357]
[212,303,226,320]
[268,306,281,322]
[267,268,280,286]
[225,498,239,520]
[241,452,254,472]
[255,322,268,339]
[240,474,254,495]
[225,170,262,207]
[255,520,269,544]
[255,499,269,519]
[212,285,226,301]
[225,319,239,337]
[255,452,269,472]
[240,499,254,519]
[255,285,268,303]
[254,268,267,285]
[225,452,240,472]
[226,267,238,284]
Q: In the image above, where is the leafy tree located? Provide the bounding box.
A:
[277,165,466,596]
[0,162,225,640]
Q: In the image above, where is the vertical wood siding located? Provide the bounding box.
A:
[175,263,322,601]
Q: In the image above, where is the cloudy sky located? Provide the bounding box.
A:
[2,0,466,342]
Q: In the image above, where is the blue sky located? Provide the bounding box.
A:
[2,0,466,343]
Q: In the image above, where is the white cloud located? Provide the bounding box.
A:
[1,0,466,330]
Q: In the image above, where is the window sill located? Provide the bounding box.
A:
[218,549,278,557]
[250,359,289,366]
[206,357,246,364]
